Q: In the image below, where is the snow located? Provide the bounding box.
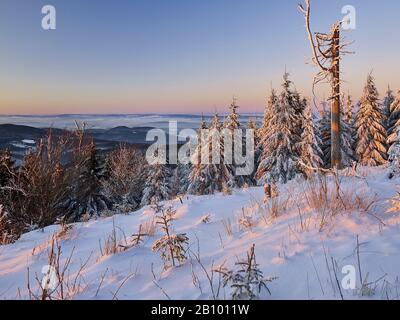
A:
[1,167,400,300]
[21,140,35,145]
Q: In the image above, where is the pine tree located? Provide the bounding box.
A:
[225,97,241,131]
[318,97,355,168]
[224,97,247,188]
[187,117,207,195]
[66,140,111,220]
[247,118,259,185]
[258,89,278,141]
[141,162,172,206]
[188,114,234,195]
[317,101,332,168]
[0,149,15,190]
[383,86,395,129]
[256,73,300,184]
[356,74,387,166]
[172,162,191,196]
[343,94,355,128]
[299,105,323,177]
[388,126,400,179]
[0,149,16,238]
[387,90,400,152]
[341,94,356,166]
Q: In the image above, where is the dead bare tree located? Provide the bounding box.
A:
[299,0,353,168]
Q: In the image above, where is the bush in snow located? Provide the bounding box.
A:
[387,192,400,214]
[215,244,276,300]
[8,132,73,233]
[0,204,15,245]
[152,205,189,268]
[102,144,147,213]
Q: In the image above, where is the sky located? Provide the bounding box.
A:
[0,0,399,115]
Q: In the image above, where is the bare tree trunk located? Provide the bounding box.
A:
[331,25,341,168]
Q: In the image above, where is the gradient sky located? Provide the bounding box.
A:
[0,0,399,114]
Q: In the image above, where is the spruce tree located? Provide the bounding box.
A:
[66,140,111,220]
[0,149,14,189]
[224,97,247,187]
[299,104,323,177]
[188,114,233,194]
[317,102,331,168]
[387,90,400,152]
[388,125,400,179]
[256,73,300,184]
[0,150,16,222]
[383,86,395,129]
[247,118,259,185]
[341,94,356,166]
[356,74,387,166]
[187,117,208,195]
[141,162,172,206]
[258,89,278,141]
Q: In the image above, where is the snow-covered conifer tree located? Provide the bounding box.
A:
[247,118,259,185]
[340,94,356,166]
[317,102,331,168]
[66,140,111,220]
[388,126,400,179]
[141,161,172,207]
[188,114,233,194]
[224,97,252,187]
[299,104,323,177]
[355,74,387,166]
[256,73,300,184]
[383,86,395,129]
[258,89,278,142]
[0,149,14,190]
[387,90,400,152]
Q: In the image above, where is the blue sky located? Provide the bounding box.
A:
[0,0,399,114]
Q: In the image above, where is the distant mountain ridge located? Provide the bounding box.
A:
[0,123,166,160]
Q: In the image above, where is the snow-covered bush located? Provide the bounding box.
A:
[0,204,15,245]
[215,244,276,300]
[303,172,377,230]
[238,212,256,232]
[387,192,400,214]
[7,132,73,233]
[152,205,189,268]
[102,145,147,213]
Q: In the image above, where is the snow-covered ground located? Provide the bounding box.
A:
[1,167,400,300]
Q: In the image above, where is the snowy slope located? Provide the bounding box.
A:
[1,167,400,300]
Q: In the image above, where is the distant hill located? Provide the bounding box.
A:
[0,123,171,161]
